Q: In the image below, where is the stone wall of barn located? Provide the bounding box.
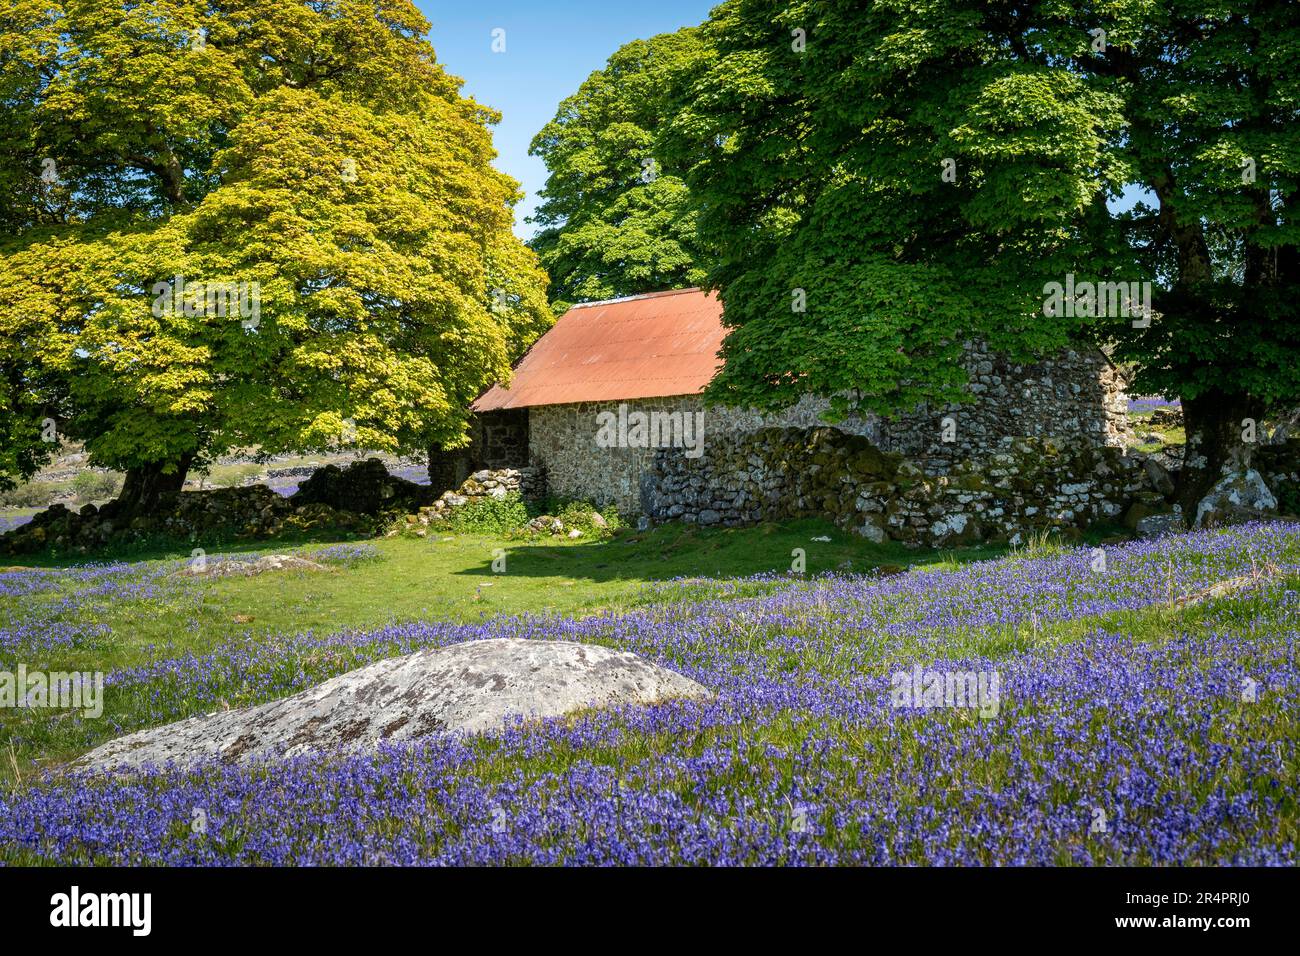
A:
[875,345,1130,468]
[529,396,909,512]
[527,346,1128,515]
[528,398,706,512]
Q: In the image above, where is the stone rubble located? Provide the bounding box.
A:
[402,467,544,529]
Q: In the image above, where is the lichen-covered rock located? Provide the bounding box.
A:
[175,554,334,579]
[526,514,563,534]
[1194,469,1279,528]
[1142,458,1177,498]
[1136,511,1187,539]
[76,639,713,772]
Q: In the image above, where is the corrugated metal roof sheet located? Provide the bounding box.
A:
[472,288,725,411]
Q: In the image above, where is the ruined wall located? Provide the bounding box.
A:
[412,467,546,531]
[644,427,1166,547]
[528,396,894,512]
[1257,438,1300,515]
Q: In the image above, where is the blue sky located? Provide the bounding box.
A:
[416,1,716,239]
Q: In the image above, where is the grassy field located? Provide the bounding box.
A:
[1131,422,1186,455]
[2,519,1297,864]
[0,518,999,780]
[4,518,999,668]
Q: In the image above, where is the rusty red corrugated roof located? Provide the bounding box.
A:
[472,288,726,411]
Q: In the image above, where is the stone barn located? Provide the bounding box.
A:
[432,288,1130,516]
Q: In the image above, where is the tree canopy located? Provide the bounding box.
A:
[660,0,1298,506]
[0,0,551,503]
[527,27,712,308]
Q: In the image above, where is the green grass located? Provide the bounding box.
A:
[4,519,1001,674]
[0,513,1157,787]
[1128,413,1186,454]
[0,517,1009,784]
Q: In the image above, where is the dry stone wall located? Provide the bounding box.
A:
[645,427,1167,547]
[2,484,377,557]
[1256,438,1300,515]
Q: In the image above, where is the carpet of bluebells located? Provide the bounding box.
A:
[1,524,1297,865]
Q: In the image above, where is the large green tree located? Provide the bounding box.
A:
[528,27,712,308]
[0,0,551,509]
[666,0,1299,513]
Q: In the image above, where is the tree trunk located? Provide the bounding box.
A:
[1176,390,1256,518]
[116,455,192,516]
